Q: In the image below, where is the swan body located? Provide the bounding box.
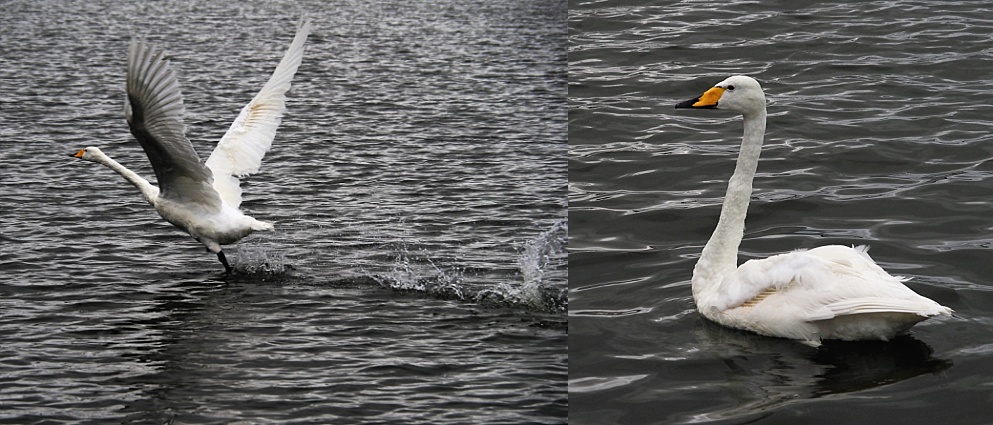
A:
[71,21,312,272]
[675,76,951,347]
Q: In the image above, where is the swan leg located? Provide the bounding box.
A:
[217,251,233,274]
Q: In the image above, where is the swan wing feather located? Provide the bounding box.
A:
[715,250,820,311]
[125,38,221,209]
[806,298,950,321]
[205,20,312,208]
[721,245,947,318]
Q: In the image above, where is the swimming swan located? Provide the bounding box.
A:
[675,75,951,347]
[71,21,312,273]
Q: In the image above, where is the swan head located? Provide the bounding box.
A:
[675,75,765,115]
[70,147,105,162]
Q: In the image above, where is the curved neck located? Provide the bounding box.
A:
[692,109,767,302]
[94,153,160,204]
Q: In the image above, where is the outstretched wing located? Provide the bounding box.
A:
[205,20,313,209]
[125,38,221,210]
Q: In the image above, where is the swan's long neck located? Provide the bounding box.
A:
[94,152,160,204]
[692,109,767,303]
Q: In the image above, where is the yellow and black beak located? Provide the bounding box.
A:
[675,86,726,109]
[70,149,86,158]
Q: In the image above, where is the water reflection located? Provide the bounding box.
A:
[691,320,952,422]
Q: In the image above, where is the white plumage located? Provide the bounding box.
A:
[71,21,312,272]
[675,76,952,347]
[206,24,311,208]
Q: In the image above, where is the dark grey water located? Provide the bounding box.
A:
[0,0,566,423]
[570,0,993,424]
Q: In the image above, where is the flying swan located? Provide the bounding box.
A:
[71,21,313,273]
[675,75,952,347]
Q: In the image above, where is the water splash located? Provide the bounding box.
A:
[517,220,568,311]
[233,246,289,275]
[371,220,568,313]
[478,220,568,312]
[369,243,468,301]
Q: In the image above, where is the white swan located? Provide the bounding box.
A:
[71,21,312,273]
[675,75,952,347]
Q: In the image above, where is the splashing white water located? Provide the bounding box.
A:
[473,221,567,311]
[517,220,568,310]
[370,242,467,301]
[367,221,567,312]
[233,246,289,275]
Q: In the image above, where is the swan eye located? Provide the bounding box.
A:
[726,85,735,91]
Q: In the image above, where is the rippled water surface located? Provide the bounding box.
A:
[0,0,567,423]
[570,1,992,424]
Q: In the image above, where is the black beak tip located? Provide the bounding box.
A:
[675,98,699,109]
[675,98,719,109]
